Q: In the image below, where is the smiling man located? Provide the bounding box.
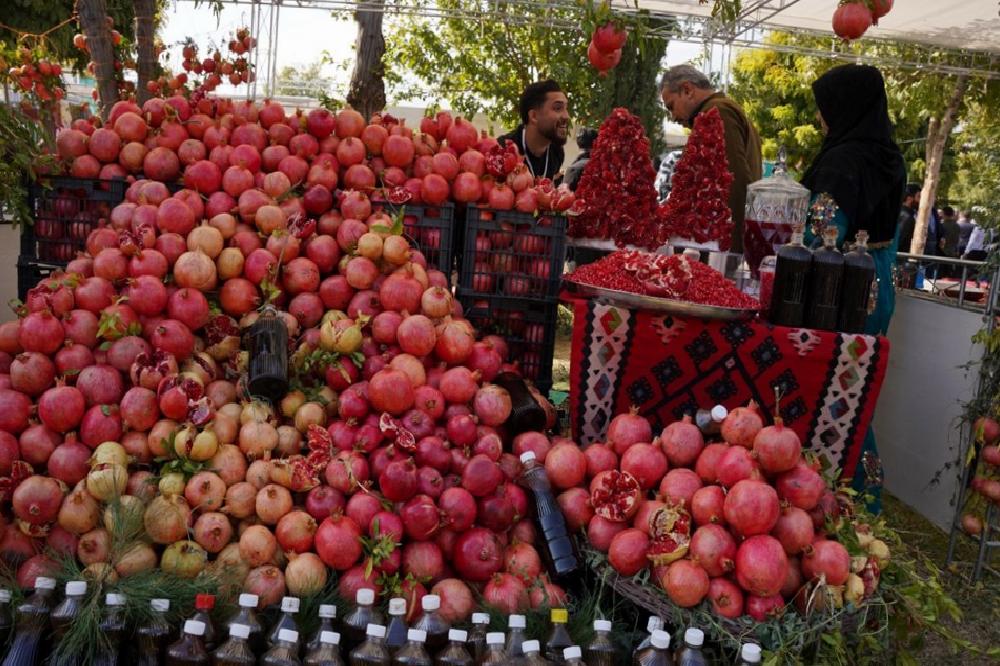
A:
[497,79,570,182]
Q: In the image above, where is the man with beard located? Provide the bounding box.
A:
[497,79,570,182]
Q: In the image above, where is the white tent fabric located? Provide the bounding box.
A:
[637,0,1000,53]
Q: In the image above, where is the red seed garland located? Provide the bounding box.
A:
[567,251,759,309]
[657,107,734,250]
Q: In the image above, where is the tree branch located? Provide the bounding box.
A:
[133,0,158,106]
[76,0,119,121]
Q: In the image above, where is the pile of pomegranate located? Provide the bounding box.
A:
[553,404,890,622]
[0,95,585,618]
[960,415,1000,536]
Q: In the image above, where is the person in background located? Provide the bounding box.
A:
[497,79,569,182]
[938,206,960,278]
[964,218,990,261]
[896,183,921,254]
[655,149,683,202]
[563,127,597,191]
[957,209,975,255]
[659,64,762,252]
[799,64,906,513]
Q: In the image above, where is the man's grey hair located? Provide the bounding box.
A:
[659,65,714,94]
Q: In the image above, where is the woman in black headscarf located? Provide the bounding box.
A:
[801,64,906,512]
[801,63,906,336]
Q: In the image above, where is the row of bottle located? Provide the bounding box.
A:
[767,227,876,332]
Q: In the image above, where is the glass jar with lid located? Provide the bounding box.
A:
[743,147,810,277]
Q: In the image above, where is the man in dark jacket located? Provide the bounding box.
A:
[896,183,922,253]
[659,64,763,253]
[496,79,569,181]
[563,127,597,191]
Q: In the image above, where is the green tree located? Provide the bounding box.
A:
[383,1,669,155]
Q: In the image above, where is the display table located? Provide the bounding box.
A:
[564,294,890,478]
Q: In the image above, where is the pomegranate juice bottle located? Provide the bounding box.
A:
[505,614,528,657]
[544,608,572,664]
[1,576,57,666]
[349,623,390,666]
[632,616,665,661]
[135,598,173,666]
[49,580,87,665]
[305,630,346,666]
[307,604,340,653]
[466,613,490,662]
[390,629,432,666]
[434,629,473,666]
[804,227,844,331]
[93,592,127,666]
[518,451,579,578]
[675,629,708,666]
[584,620,617,666]
[837,230,876,333]
[0,588,11,643]
[737,643,762,665]
[562,647,587,666]
[166,619,210,665]
[522,640,552,665]
[189,594,218,652]
[770,225,812,327]
[211,623,256,666]
[225,593,265,655]
[411,595,449,654]
[343,589,383,654]
[268,596,302,649]
[478,632,508,665]
[634,631,674,666]
[385,598,409,654]
[262,628,303,666]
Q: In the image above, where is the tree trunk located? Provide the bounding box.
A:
[76,0,119,121]
[346,3,386,120]
[133,0,158,106]
[910,74,968,256]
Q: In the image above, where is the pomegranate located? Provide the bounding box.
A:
[832,1,872,40]
[430,579,474,623]
[590,470,641,523]
[689,524,736,576]
[606,406,652,455]
[801,539,850,585]
[483,573,528,613]
[556,488,593,531]
[239,525,277,568]
[461,455,503,497]
[723,480,780,536]
[620,443,669,491]
[735,535,789,597]
[439,487,477,532]
[607,528,650,576]
[544,443,588,490]
[690,485,726,527]
[658,468,703,508]
[772,506,815,555]
[776,462,826,511]
[244,565,286,608]
[715,446,760,488]
[12,476,63,526]
[660,415,704,467]
[708,577,744,619]
[721,401,763,447]
[746,594,785,622]
[452,527,503,582]
[753,417,802,474]
[143,495,191,544]
[582,443,616,477]
[193,513,233,554]
[661,559,710,608]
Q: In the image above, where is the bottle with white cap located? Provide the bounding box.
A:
[349,623,390,665]
[632,616,665,659]
[343,589,384,654]
[308,603,340,653]
[305,630,345,666]
[635,630,674,666]
[225,593,265,654]
[675,628,707,666]
[505,614,528,657]
[517,451,580,578]
[466,613,490,662]
[391,628,431,666]
[584,619,617,665]
[695,405,728,436]
[135,599,173,666]
[736,643,761,665]
[479,632,508,665]
[544,608,572,664]
[1,576,57,666]
[562,646,587,666]
[385,597,409,654]
[268,596,302,649]
[262,628,302,666]
[412,594,450,653]
[165,619,209,665]
[434,629,473,666]
[522,639,552,665]
[93,592,128,666]
[212,623,255,666]
[50,580,87,656]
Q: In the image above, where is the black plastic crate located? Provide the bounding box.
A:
[17,258,64,302]
[23,176,127,264]
[457,291,557,394]
[459,204,567,301]
[402,203,455,277]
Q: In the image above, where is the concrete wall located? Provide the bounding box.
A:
[873,293,985,530]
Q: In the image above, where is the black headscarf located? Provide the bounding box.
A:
[801,65,906,245]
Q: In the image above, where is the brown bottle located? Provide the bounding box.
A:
[584,620,617,666]
[634,631,674,666]
[189,594,218,653]
[562,647,587,666]
[212,623,256,666]
[305,630,346,666]
[166,619,210,665]
[410,595,449,654]
[675,629,709,666]
[479,633,507,666]
[544,608,572,665]
[49,580,87,666]
[433,629,472,666]
[307,604,340,654]
[466,614,490,663]
[349,623,390,666]
[262,628,303,666]
[268,597,302,650]
[225,593,265,655]
[522,640,552,665]
[391,629,431,666]
[93,592,127,666]
[136,598,173,666]
[343,589,383,655]
[0,588,12,644]
[1,576,57,666]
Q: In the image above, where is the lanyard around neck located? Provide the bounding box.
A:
[522,128,549,179]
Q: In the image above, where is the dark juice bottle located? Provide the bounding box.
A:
[467,614,489,663]
[505,614,527,657]
[632,617,665,662]
[770,225,813,327]
[634,631,674,666]
[49,580,87,666]
[523,640,552,665]
[136,598,173,666]
[262,628,303,666]
[518,451,579,578]
[1,575,57,666]
[434,629,472,666]
[166,619,210,665]
[307,604,340,654]
[837,230,876,333]
[343,590,383,654]
[544,608,572,664]
[93,592,127,666]
[479,633,507,665]
[385,598,409,654]
[212,623,256,666]
[225,593,265,654]
[391,629,431,666]
[268,597,302,649]
[675,629,708,666]
[737,643,761,665]
[411,595,449,654]
[349,624,390,666]
[190,594,218,652]
[805,227,844,331]
[0,588,11,644]
[305,630,346,666]
[584,620,617,666]
[562,647,586,666]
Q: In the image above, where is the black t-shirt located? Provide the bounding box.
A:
[496,124,565,181]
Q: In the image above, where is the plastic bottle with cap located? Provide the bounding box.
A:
[391,628,432,666]
[694,405,728,436]
[188,593,218,652]
[634,630,674,666]
[225,593,265,654]
[562,646,587,666]
[412,594,450,653]
[544,607,572,664]
[135,599,173,666]
[0,588,11,644]
[165,620,209,665]
[0,576,58,666]
[737,643,761,665]
[517,451,579,578]
[343,589,384,654]
[262,628,302,666]
[434,629,473,666]
[93,592,128,666]
[522,639,552,665]
[505,614,528,657]
[268,596,302,649]
[632,616,665,659]
[349,623,390,665]
[212,623,256,666]
[675,628,707,666]
[479,632,508,665]
[384,597,409,654]
[50,580,87,663]
[584,619,617,665]
[466,613,490,662]
[305,630,346,666]
[308,603,341,653]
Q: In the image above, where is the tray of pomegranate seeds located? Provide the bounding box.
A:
[563,250,759,320]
